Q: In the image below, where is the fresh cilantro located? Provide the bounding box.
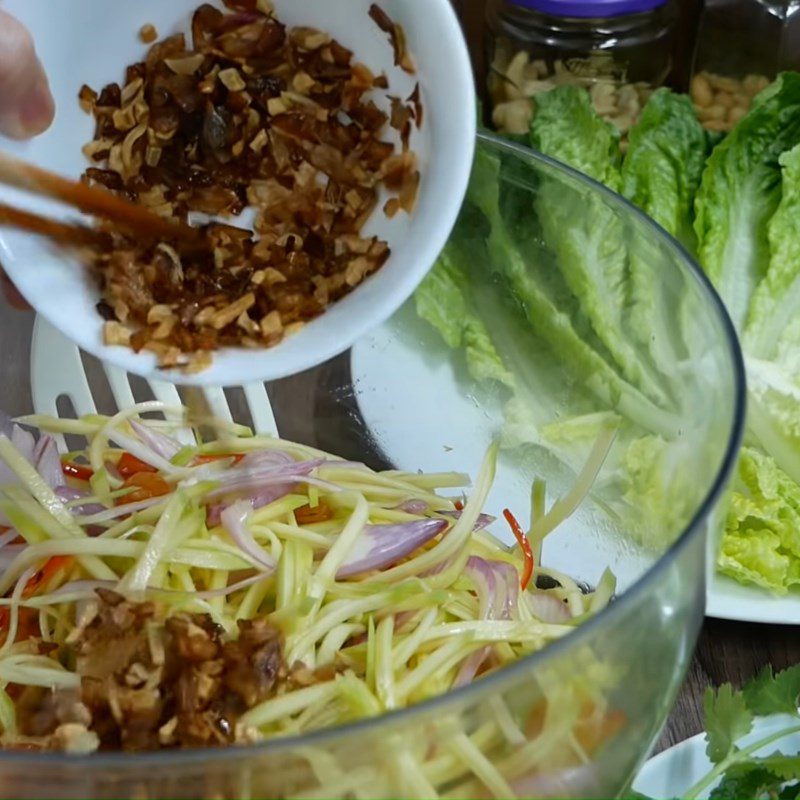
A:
[779,782,800,799]
[705,684,755,764]
[756,752,800,781]
[709,766,783,800]
[744,666,800,717]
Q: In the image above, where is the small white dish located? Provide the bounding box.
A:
[0,0,475,387]
[633,715,800,798]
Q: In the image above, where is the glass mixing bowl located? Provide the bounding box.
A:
[0,132,744,799]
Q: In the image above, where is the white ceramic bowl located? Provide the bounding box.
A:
[0,0,475,386]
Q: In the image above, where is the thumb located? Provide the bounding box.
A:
[0,10,54,140]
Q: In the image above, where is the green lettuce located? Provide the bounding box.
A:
[415,246,515,390]
[718,448,800,594]
[598,434,698,550]
[694,72,800,331]
[529,88,673,408]
[530,85,622,190]
[745,143,800,360]
[718,118,800,594]
[622,88,709,248]
[737,145,800,486]
[468,139,679,438]
[620,90,710,388]
[746,357,800,486]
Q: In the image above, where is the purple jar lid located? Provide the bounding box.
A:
[509,0,667,17]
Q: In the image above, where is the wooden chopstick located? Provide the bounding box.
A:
[0,203,102,248]
[0,151,203,246]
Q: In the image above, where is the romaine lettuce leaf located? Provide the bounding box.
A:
[468,141,680,438]
[617,90,711,392]
[718,448,800,594]
[530,85,622,190]
[745,357,800,486]
[694,72,800,331]
[415,246,515,390]
[745,143,800,360]
[735,144,800,487]
[615,434,696,549]
[622,88,709,249]
[529,88,675,406]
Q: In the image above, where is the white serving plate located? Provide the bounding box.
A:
[707,572,800,625]
[350,306,788,621]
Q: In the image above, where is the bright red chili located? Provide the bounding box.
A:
[61,461,94,481]
[193,453,245,466]
[503,508,535,591]
[116,473,171,505]
[0,556,74,640]
[295,501,333,525]
[117,452,158,478]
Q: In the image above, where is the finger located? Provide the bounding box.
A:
[0,270,30,311]
[0,10,55,140]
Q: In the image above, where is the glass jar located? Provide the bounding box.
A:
[689,0,800,134]
[485,0,677,136]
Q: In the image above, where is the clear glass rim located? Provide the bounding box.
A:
[0,131,747,771]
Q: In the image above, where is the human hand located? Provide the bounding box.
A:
[0,8,55,310]
[0,9,54,139]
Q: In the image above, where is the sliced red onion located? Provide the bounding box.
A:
[0,529,20,550]
[33,435,65,490]
[129,420,183,461]
[76,495,168,525]
[526,591,571,624]
[238,450,295,469]
[465,556,498,618]
[10,426,35,464]
[455,557,520,686]
[0,429,65,517]
[205,459,330,500]
[105,460,123,483]
[421,553,458,578]
[0,545,27,572]
[439,509,496,532]
[456,648,490,687]
[54,487,88,503]
[204,454,300,525]
[206,503,224,527]
[54,486,106,517]
[395,499,428,515]
[221,500,276,572]
[336,518,449,579]
[207,483,295,526]
[492,561,520,620]
[0,425,35,489]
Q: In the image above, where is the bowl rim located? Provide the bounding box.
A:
[0,131,746,771]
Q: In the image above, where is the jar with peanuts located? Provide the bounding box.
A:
[689,0,800,134]
[486,0,677,138]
